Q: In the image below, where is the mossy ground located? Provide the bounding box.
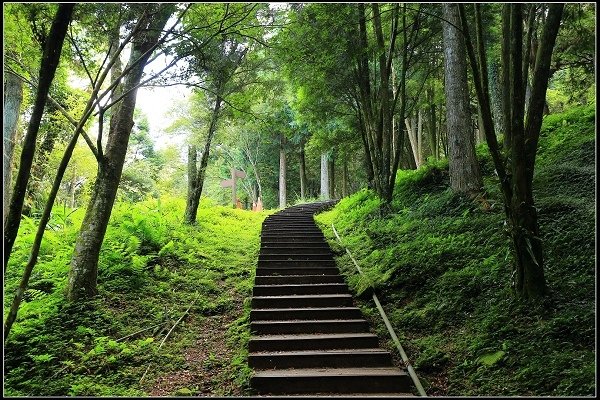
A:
[315,104,596,396]
[4,197,270,396]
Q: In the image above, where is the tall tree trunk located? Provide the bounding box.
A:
[299,140,307,200]
[24,102,62,215]
[3,73,23,229]
[184,145,199,223]
[488,61,506,137]
[67,4,173,301]
[342,157,349,197]
[459,3,564,298]
[4,4,74,267]
[278,133,287,208]
[184,95,222,224]
[442,3,483,195]
[320,152,329,200]
[328,154,335,199]
[426,90,438,160]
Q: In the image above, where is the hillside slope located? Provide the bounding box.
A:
[315,104,595,396]
[4,198,269,396]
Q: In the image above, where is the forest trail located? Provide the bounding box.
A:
[248,202,415,396]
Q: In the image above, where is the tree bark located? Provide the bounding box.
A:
[328,154,335,199]
[299,140,307,200]
[278,133,287,208]
[4,4,74,267]
[459,3,564,298]
[3,73,23,229]
[68,4,173,301]
[184,95,222,224]
[320,152,329,200]
[442,3,483,195]
[342,157,349,197]
[184,145,199,223]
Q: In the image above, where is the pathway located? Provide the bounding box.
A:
[249,202,414,396]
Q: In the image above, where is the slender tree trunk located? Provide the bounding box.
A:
[184,145,199,223]
[460,3,563,298]
[299,140,307,200]
[3,73,23,229]
[68,4,173,301]
[342,157,349,197]
[328,155,335,199]
[184,96,223,224]
[442,3,483,195]
[320,152,329,200]
[278,133,287,208]
[4,4,74,267]
[489,61,506,136]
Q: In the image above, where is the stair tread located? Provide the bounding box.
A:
[253,367,406,378]
[250,332,377,340]
[250,348,388,355]
[252,319,365,324]
[252,294,351,299]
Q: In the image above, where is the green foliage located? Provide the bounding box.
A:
[4,196,269,396]
[315,105,595,396]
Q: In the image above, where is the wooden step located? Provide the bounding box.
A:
[251,319,369,334]
[255,266,340,276]
[251,294,353,308]
[253,283,348,296]
[258,259,336,268]
[254,275,344,285]
[259,254,334,261]
[251,367,411,394]
[260,246,332,255]
[250,307,363,321]
[249,333,380,351]
[249,348,393,369]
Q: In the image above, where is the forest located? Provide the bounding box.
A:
[3,2,596,397]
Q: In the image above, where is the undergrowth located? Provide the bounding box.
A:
[4,197,270,396]
[315,103,596,396]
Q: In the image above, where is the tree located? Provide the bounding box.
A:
[459,3,565,298]
[3,73,23,227]
[441,4,483,195]
[67,4,175,301]
[4,3,74,267]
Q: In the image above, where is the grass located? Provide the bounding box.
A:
[315,103,596,396]
[3,197,271,396]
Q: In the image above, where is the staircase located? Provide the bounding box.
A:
[249,202,414,396]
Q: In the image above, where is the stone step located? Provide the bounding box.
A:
[251,319,369,335]
[249,333,380,352]
[250,307,363,321]
[263,227,323,232]
[253,283,348,296]
[250,367,411,394]
[248,348,393,369]
[251,294,353,308]
[254,274,345,285]
[258,259,336,268]
[255,266,340,276]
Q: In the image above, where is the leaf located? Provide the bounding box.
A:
[477,350,506,366]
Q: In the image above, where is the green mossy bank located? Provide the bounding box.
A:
[315,104,596,396]
[4,198,270,396]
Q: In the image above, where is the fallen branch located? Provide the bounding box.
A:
[116,321,168,342]
[139,292,200,384]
